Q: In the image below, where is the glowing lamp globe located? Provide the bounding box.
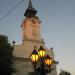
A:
[45,54,53,66]
[38,46,46,58]
[31,49,39,63]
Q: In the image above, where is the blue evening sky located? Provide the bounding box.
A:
[0,0,75,75]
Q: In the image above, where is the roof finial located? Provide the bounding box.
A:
[28,0,34,9]
[24,0,37,17]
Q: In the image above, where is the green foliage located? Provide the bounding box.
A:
[0,34,14,75]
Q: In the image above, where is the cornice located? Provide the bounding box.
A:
[23,36,45,44]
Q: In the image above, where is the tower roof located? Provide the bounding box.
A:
[28,0,34,10]
[24,0,37,17]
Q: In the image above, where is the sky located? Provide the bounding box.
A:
[0,0,75,75]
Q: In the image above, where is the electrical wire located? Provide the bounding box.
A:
[0,0,24,22]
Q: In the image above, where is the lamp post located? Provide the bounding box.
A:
[30,46,58,75]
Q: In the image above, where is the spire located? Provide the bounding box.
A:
[24,0,37,17]
[28,0,34,9]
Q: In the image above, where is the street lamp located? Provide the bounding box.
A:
[45,54,53,67]
[38,46,46,58]
[30,46,58,75]
[30,48,39,68]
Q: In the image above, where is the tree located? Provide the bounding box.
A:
[59,70,71,75]
[0,34,14,75]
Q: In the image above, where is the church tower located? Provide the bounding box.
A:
[13,0,57,75]
[21,0,41,42]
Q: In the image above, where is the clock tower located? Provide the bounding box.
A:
[21,0,41,42]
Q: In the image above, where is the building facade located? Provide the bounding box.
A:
[12,0,57,75]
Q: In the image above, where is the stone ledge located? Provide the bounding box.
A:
[13,57,30,62]
[23,36,45,44]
